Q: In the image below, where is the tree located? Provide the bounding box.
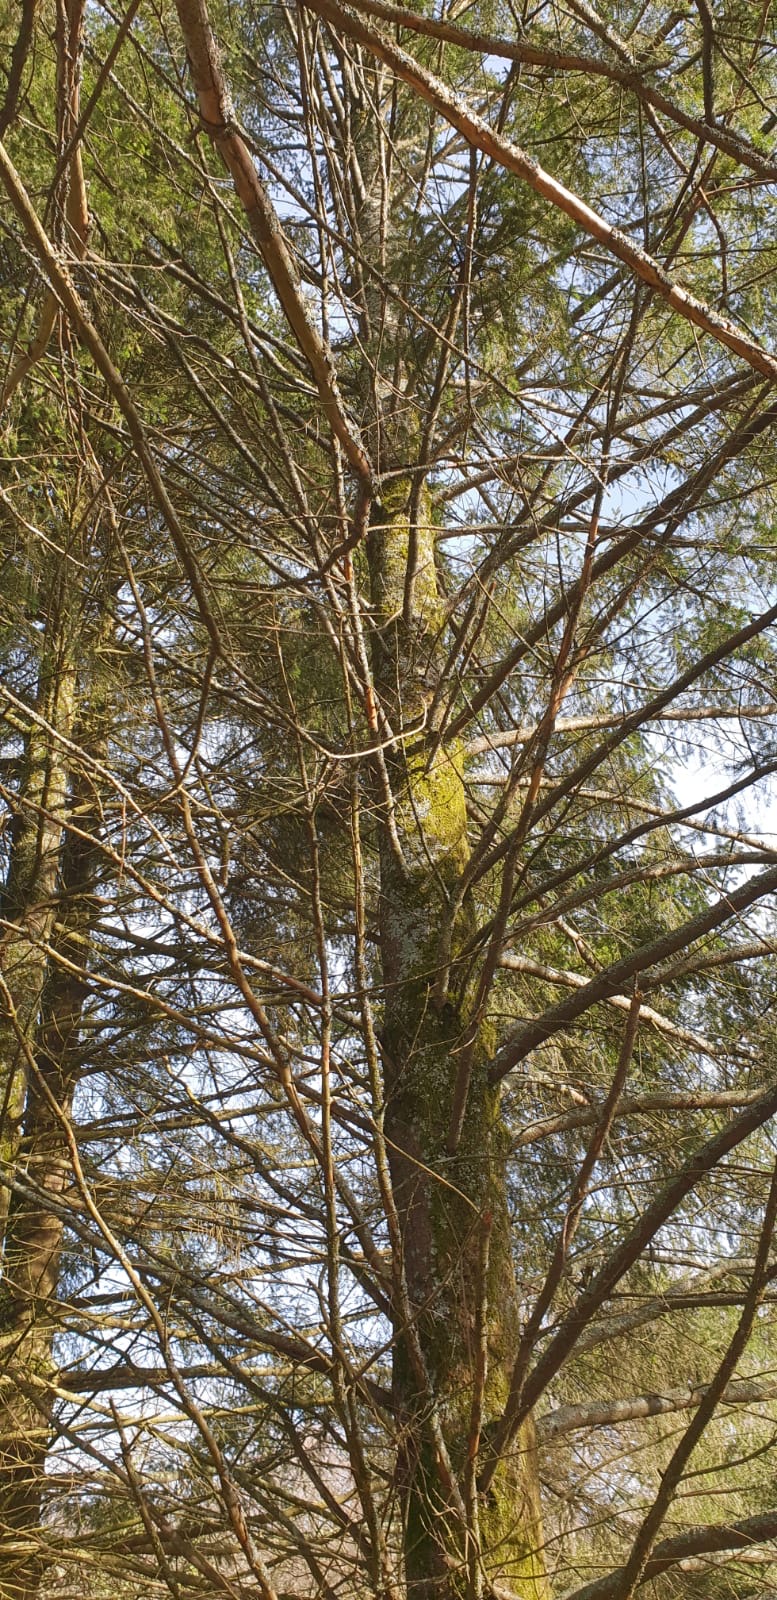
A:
[3,0,777,1596]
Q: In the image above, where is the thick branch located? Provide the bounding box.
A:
[0,0,41,135]
[466,703,777,756]
[498,954,738,1061]
[513,1089,767,1150]
[562,1509,777,1600]
[302,0,777,382]
[174,0,373,486]
[335,0,777,183]
[575,1257,766,1354]
[491,856,777,1079]
[538,1377,777,1443]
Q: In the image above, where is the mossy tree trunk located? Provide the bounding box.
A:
[367,492,549,1600]
[337,41,549,1592]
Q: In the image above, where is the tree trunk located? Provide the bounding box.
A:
[0,531,105,1595]
[0,754,99,1599]
[0,656,75,1596]
[368,488,549,1600]
[0,628,76,1236]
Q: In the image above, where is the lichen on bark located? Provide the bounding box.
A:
[368,483,549,1598]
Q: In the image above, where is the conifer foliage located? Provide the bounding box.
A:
[3,0,777,1596]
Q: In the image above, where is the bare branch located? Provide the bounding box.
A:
[562,1509,777,1600]
[538,1377,777,1443]
[174,0,373,486]
[301,0,777,382]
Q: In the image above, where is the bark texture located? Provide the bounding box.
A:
[0,622,76,1235]
[0,552,100,1595]
[0,804,93,1598]
[368,487,548,1599]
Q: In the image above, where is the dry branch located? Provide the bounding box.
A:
[301,0,777,383]
[174,0,373,485]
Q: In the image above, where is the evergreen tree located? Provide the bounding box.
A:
[3,0,777,1597]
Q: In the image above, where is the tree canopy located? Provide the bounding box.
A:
[3,1,777,1597]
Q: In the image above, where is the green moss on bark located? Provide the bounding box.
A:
[369,484,549,1599]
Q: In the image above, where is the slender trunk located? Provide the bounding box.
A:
[0,0,87,1194]
[0,722,75,1595]
[0,632,76,1236]
[0,760,98,1598]
[368,488,549,1600]
[0,601,77,1600]
[0,536,102,1595]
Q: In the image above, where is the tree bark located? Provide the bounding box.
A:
[368,484,548,1599]
[0,736,102,1597]
[0,620,76,1237]
[0,537,104,1595]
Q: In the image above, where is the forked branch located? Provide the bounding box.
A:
[301,0,777,384]
[174,0,373,487]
